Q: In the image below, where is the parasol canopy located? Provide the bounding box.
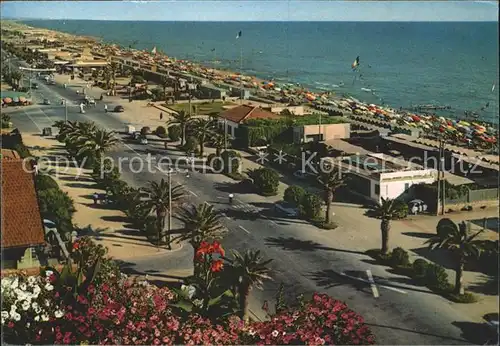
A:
[3,97,12,104]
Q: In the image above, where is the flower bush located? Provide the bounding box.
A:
[1,238,375,345]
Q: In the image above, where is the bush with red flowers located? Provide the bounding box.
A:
[1,239,375,345]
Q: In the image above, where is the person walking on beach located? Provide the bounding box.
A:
[93,192,99,205]
[160,112,163,120]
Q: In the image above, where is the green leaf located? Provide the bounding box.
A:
[208,289,233,307]
[171,301,194,312]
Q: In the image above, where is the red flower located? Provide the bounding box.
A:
[72,242,79,250]
[7,321,14,328]
[210,260,224,272]
[211,241,225,257]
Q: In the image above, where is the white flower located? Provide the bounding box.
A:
[34,315,40,322]
[11,278,19,290]
[271,330,279,338]
[54,310,64,318]
[248,329,256,336]
[27,276,37,286]
[44,283,54,291]
[45,270,54,277]
[44,299,50,307]
[26,322,30,328]
[12,312,21,322]
[34,306,42,314]
[20,283,27,291]
[192,299,203,307]
[41,314,49,322]
[10,304,17,313]
[31,302,39,309]
[21,300,30,311]
[33,285,41,295]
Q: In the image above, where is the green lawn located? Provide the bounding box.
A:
[165,101,234,115]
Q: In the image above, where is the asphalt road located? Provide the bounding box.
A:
[5,59,482,344]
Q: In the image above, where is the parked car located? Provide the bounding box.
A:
[114,105,124,112]
[31,82,39,89]
[43,99,51,105]
[274,201,300,218]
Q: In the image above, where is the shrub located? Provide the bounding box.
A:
[168,124,181,142]
[207,153,218,170]
[183,136,199,155]
[91,160,120,189]
[447,291,478,304]
[2,113,12,128]
[140,126,151,136]
[155,125,167,137]
[37,188,75,235]
[412,258,429,279]
[220,150,241,174]
[35,174,59,191]
[390,247,410,267]
[425,263,450,291]
[301,193,322,219]
[13,143,32,158]
[284,185,306,207]
[393,200,409,219]
[130,74,144,84]
[247,167,279,196]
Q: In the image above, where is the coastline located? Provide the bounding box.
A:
[3,21,499,137]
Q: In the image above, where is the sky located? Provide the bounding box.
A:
[1,1,498,22]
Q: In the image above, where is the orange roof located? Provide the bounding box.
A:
[1,153,45,249]
[219,105,281,124]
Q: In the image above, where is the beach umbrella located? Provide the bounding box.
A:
[19,96,26,103]
[3,97,12,104]
[411,114,421,122]
[13,97,19,103]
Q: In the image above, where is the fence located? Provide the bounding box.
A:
[445,188,499,205]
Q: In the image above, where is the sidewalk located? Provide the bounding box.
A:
[23,133,178,260]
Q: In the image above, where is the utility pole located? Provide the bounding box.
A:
[167,168,172,251]
[440,139,446,215]
[224,118,228,150]
[436,138,446,215]
[318,113,322,142]
[239,44,243,104]
[65,100,68,123]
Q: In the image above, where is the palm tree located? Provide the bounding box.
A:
[76,129,118,161]
[210,131,231,157]
[192,118,215,157]
[426,219,485,295]
[11,71,22,87]
[168,110,192,146]
[140,179,185,248]
[226,250,272,321]
[369,197,406,255]
[175,203,225,257]
[160,75,170,101]
[317,170,344,224]
[102,68,111,90]
[108,62,119,96]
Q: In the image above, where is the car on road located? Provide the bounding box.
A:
[43,99,51,105]
[114,105,124,112]
[47,80,56,85]
[274,201,300,218]
[31,83,39,89]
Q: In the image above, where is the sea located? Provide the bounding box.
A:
[22,20,499,124]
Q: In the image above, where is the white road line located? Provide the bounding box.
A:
[261,215,278,225]
[366,270,380,298]
[36,107,54,124]
[22,109,43,132]
[238,225,250,234]
[188,190,198,197]
[379,284,407,294]
[221,212,230,220]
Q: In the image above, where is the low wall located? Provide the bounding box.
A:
[442,199,499,213]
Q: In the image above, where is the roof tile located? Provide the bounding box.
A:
[1,156,45,249]
[219,105,281,124]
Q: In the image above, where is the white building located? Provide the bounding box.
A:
[322,153,436,204]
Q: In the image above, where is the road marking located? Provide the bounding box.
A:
[238,225,250,234]
[22,109,43,132]
[366,270,380,298]
[261,215,278,225]
[36,107,54,124]
[188,190,198,197]
[340,271,406,295]
[221,212,230,220]
[378,284,407,294]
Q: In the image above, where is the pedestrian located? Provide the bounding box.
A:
[160,112,163,120]
[104,104,108,113]
[76,90,80,95]
[93,192,99,205]
[63,83,67,89]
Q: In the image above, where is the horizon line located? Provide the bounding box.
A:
[3,18,498,23]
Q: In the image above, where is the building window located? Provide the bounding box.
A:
[374,183,380,195]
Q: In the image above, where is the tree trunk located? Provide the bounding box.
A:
[325,191,332,224]
[455,257,465,295]
[380,219,390,255]
[238,282,251,321]
[181,124,186,146]
[216,147,221,157]
[157,210,166,245]
[199,135,205,157]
